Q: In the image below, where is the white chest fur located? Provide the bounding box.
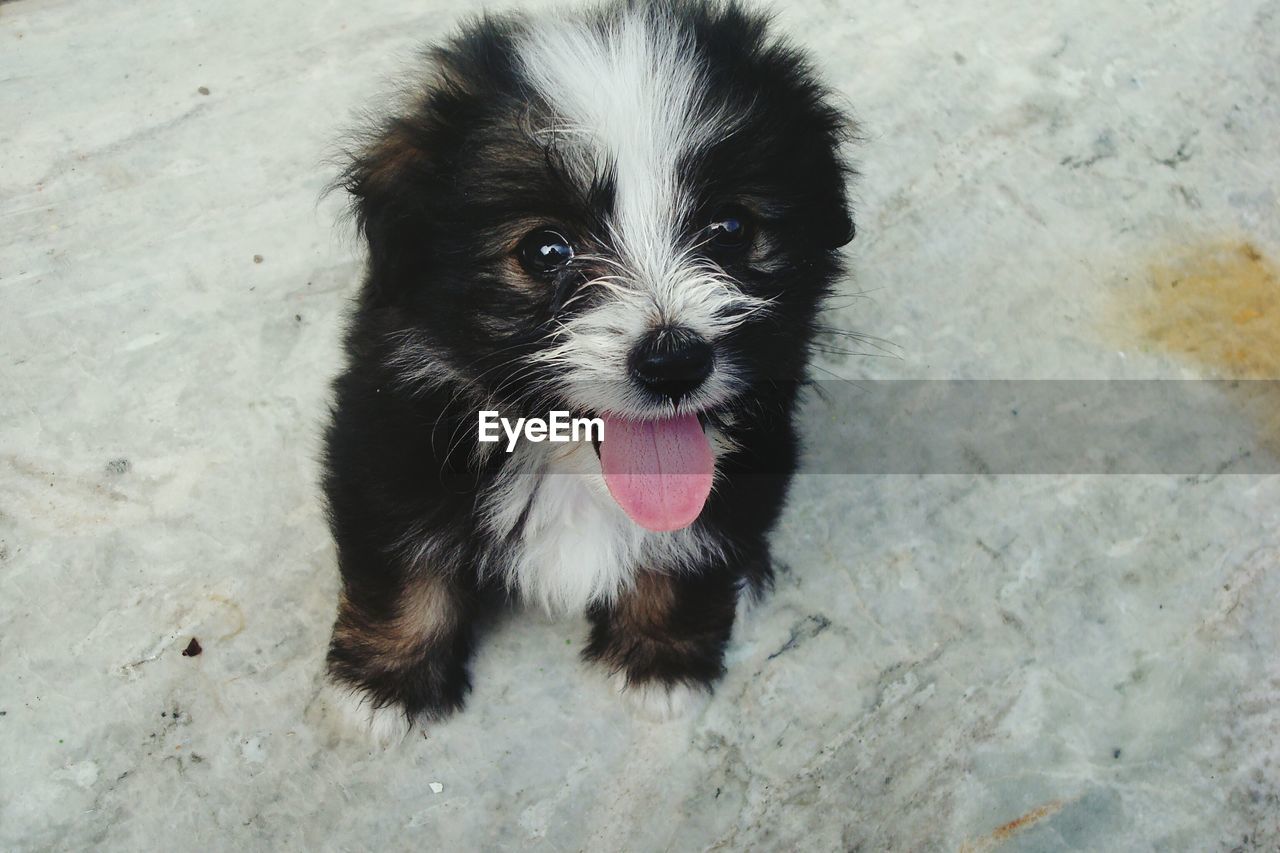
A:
[478,441,719,612]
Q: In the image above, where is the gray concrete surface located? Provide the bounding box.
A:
[2,0,1278,849]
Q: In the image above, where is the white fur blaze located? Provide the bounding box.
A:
[319,681,413,748]
[516,6,765,419]
[613,673,711,722]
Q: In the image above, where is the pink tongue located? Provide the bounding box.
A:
[599,413,714,532]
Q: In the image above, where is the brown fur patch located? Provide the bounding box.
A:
[333,574,458,672]
[614,569,680,639]
[584,568,737,688]
[360,125,426,192]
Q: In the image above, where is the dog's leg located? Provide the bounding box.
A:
[583,567,741,720]
[325,566,475,745]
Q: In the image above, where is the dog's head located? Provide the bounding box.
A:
[342,1,854,530]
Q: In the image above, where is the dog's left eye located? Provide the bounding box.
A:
[705,206,753,252]
[517,228,575,276]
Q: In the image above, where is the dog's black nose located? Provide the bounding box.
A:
[629,328,714,404]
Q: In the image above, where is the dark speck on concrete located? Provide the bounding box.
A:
[253,255,263,264]
[1155,131,1198,169]
[182,638,203,657]
[1113,748,1122,759]
[106,458,130,475]
[198,86,210,95]
[294,314,302,323]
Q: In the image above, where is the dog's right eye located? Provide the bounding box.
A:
[516,229,575,276]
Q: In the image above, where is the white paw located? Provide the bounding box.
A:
[318,682,413,748]
[613,674,710,722]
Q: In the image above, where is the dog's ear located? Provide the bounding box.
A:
[339,117,437,300]
[800,111,858,250]
[821,207,856,249]
[807,171,856,250]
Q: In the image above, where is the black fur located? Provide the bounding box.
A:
[323,0,854,728]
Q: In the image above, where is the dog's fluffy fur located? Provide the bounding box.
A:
[323,0,854,735]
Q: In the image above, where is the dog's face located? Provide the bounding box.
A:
[346,3,853,418]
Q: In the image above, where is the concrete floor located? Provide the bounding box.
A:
[2,0,1279,849]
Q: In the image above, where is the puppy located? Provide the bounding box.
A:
[323,0,855,740]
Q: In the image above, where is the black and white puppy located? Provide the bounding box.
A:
[323,0,854,742]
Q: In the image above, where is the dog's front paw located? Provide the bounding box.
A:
[612,674,711,722]
[315,681,415,748]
